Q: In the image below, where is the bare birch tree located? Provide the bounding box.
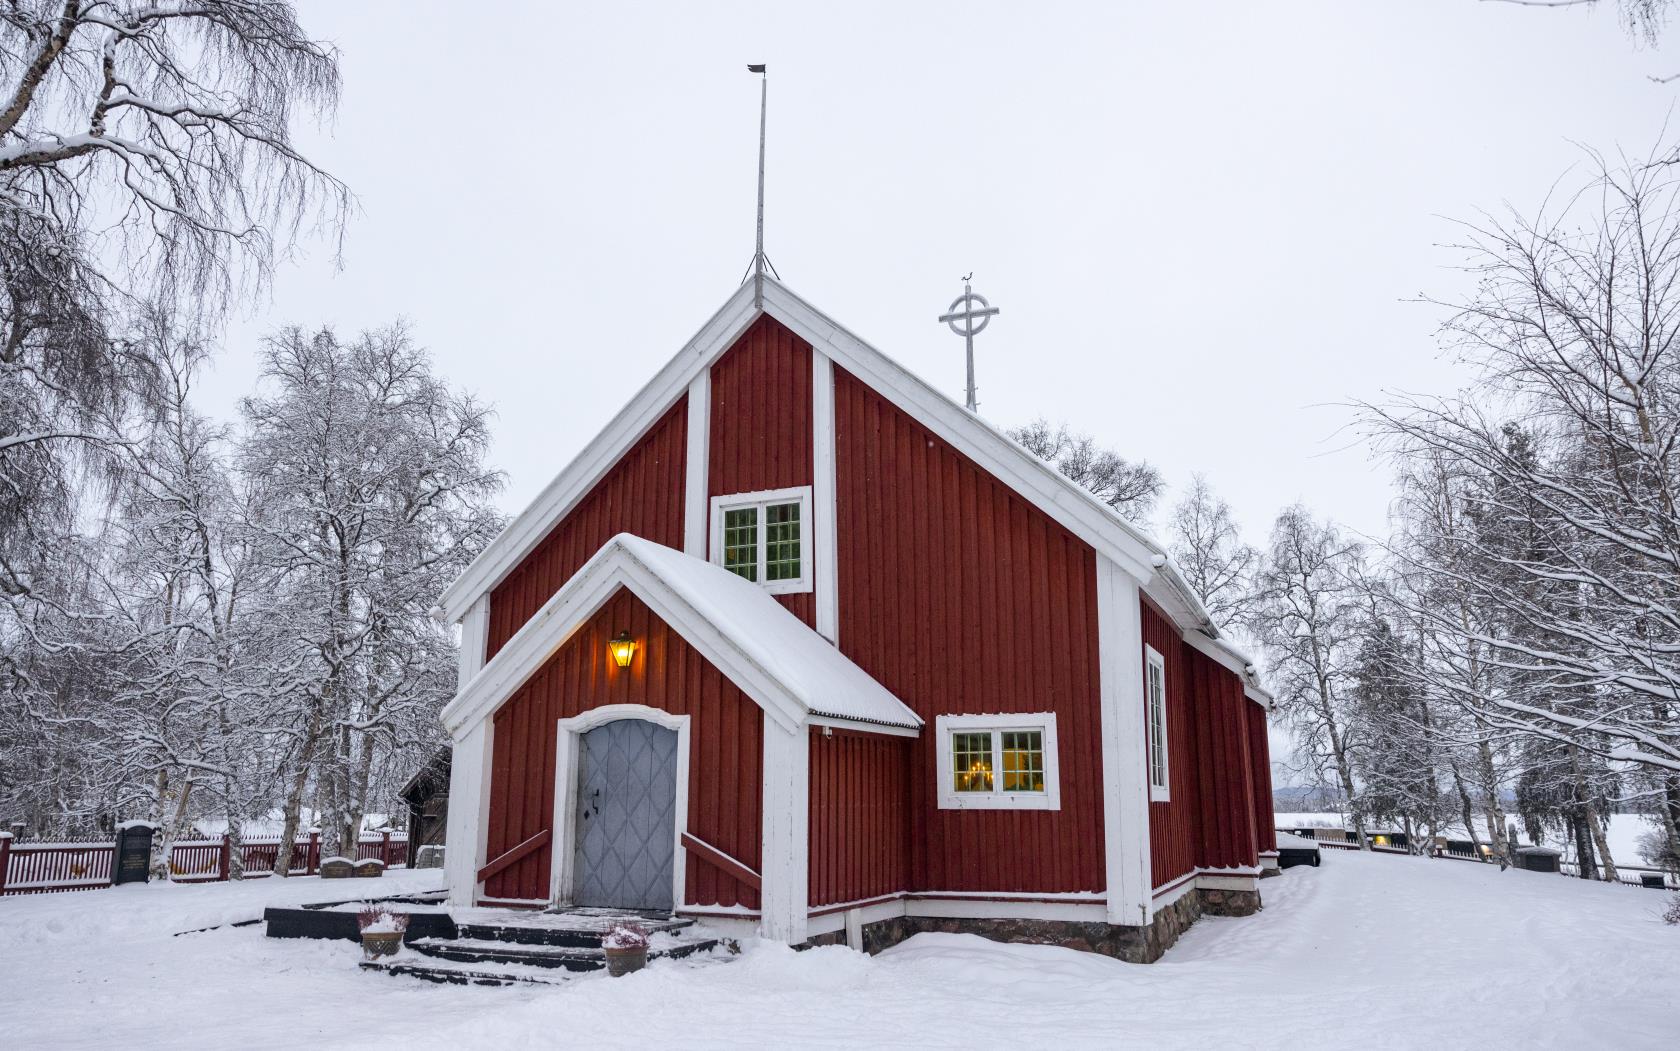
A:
[1009,419,1164,524]
[1251,505,1372,847]
[1167,475,1258,631]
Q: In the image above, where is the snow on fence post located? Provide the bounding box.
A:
[218,833,231,882]
[380,830,391,867]
[307,830,320,876]
[0,831,11,896]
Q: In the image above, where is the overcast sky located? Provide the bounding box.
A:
[209,0,1676,551]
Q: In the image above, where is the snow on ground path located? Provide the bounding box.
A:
[2,854,1674,1049]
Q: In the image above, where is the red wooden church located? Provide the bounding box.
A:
[437,274,1277,961]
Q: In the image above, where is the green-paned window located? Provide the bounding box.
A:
[1001,730,1045,792]
[764,501,802,581]
[952,731,994,792]
[712,489,810,592]
[723,506,758,582]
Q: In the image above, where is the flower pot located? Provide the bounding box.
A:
[603,945,647,977]
[361,931,403,959]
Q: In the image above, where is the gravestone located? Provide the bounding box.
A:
[353,859,384,878]
[319,857,354,879]
[414,844,445,869]
[113,822,155,885]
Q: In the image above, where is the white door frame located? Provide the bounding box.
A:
[548,704,691,910]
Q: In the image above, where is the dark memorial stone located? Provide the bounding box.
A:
[353,859,384,878]
[114,823,154,885]
[319,857,353,879]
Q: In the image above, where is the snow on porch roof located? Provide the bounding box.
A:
[439,534,923,738]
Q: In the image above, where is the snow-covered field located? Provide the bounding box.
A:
[3,854,1675,1049]
[1276,810,1664,864]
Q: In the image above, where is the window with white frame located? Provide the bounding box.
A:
[1145,645,1170,801]
[709,486,813,594]
[935,713,1060,810]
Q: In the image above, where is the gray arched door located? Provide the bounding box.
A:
[573,718,678,912]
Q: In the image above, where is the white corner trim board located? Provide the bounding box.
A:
[811,351,839,643]
[683,370,711,558]
[548,705,690,911]
[442,718,494,906]
[455,594,489,692]
[760,720,809,943]
[1096,557,1151,926]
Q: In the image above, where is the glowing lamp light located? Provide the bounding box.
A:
[608,630,636,669]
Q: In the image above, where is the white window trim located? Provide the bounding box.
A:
[935,713,1060,811]
[1145,645,1170,802]
[709,485,814,595]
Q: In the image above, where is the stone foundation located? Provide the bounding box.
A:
[1198,887,1262,917]
[801,884,1256,964]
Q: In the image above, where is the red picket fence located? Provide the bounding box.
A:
[0,831,408,896]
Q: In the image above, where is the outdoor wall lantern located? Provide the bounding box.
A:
[609,630,637,669]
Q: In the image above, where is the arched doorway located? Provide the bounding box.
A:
[572,718,679,911]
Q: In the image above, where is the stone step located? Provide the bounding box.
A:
[359,957,570,987]
[453,914,695,948]
[408,934,719,971]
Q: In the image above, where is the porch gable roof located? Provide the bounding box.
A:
[440,533,923,738]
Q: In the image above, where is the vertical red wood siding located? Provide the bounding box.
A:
[1144,597,1199,888]
[486,398,689,657]
[1147,592,1265,885]
[808,729,912,908]
[483,588,762,908]
[833,366,1106,894]
[1247,701,1277,855]
[1184,643,1258,872]
[708,315,816,626]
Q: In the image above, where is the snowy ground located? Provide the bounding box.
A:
[3,855,1676,1049]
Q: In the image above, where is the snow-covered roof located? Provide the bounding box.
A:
[440,534,923,737]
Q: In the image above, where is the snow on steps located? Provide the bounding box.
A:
[362,910,724,986]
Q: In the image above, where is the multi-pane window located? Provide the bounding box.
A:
[764,501,801,581]
[936,714,1060,810]
[710,487,812,594]
[1146,646,1170,801]
[1002,730,1045,792]
[722,507,759,581]
[952,732,995,793]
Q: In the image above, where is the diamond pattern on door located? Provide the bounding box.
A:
[574,719,678,912]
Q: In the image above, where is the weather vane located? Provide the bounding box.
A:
[938,274,1000,412]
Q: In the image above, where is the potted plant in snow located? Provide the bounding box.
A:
[601,921,650,977]
[357,905,409,960]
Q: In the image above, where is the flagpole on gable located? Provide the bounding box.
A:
[745,63,778,307]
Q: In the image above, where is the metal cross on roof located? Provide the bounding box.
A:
[938,275,1000,412]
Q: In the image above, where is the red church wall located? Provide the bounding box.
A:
[833,367,1106,894]
[486,399,689,657]
[707,315,816,626]
[482,587,763,909]
[1247,700,1277,855]
[1144,596,1200,889]
[1185,643,1259,872]
[808,729,912,908]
